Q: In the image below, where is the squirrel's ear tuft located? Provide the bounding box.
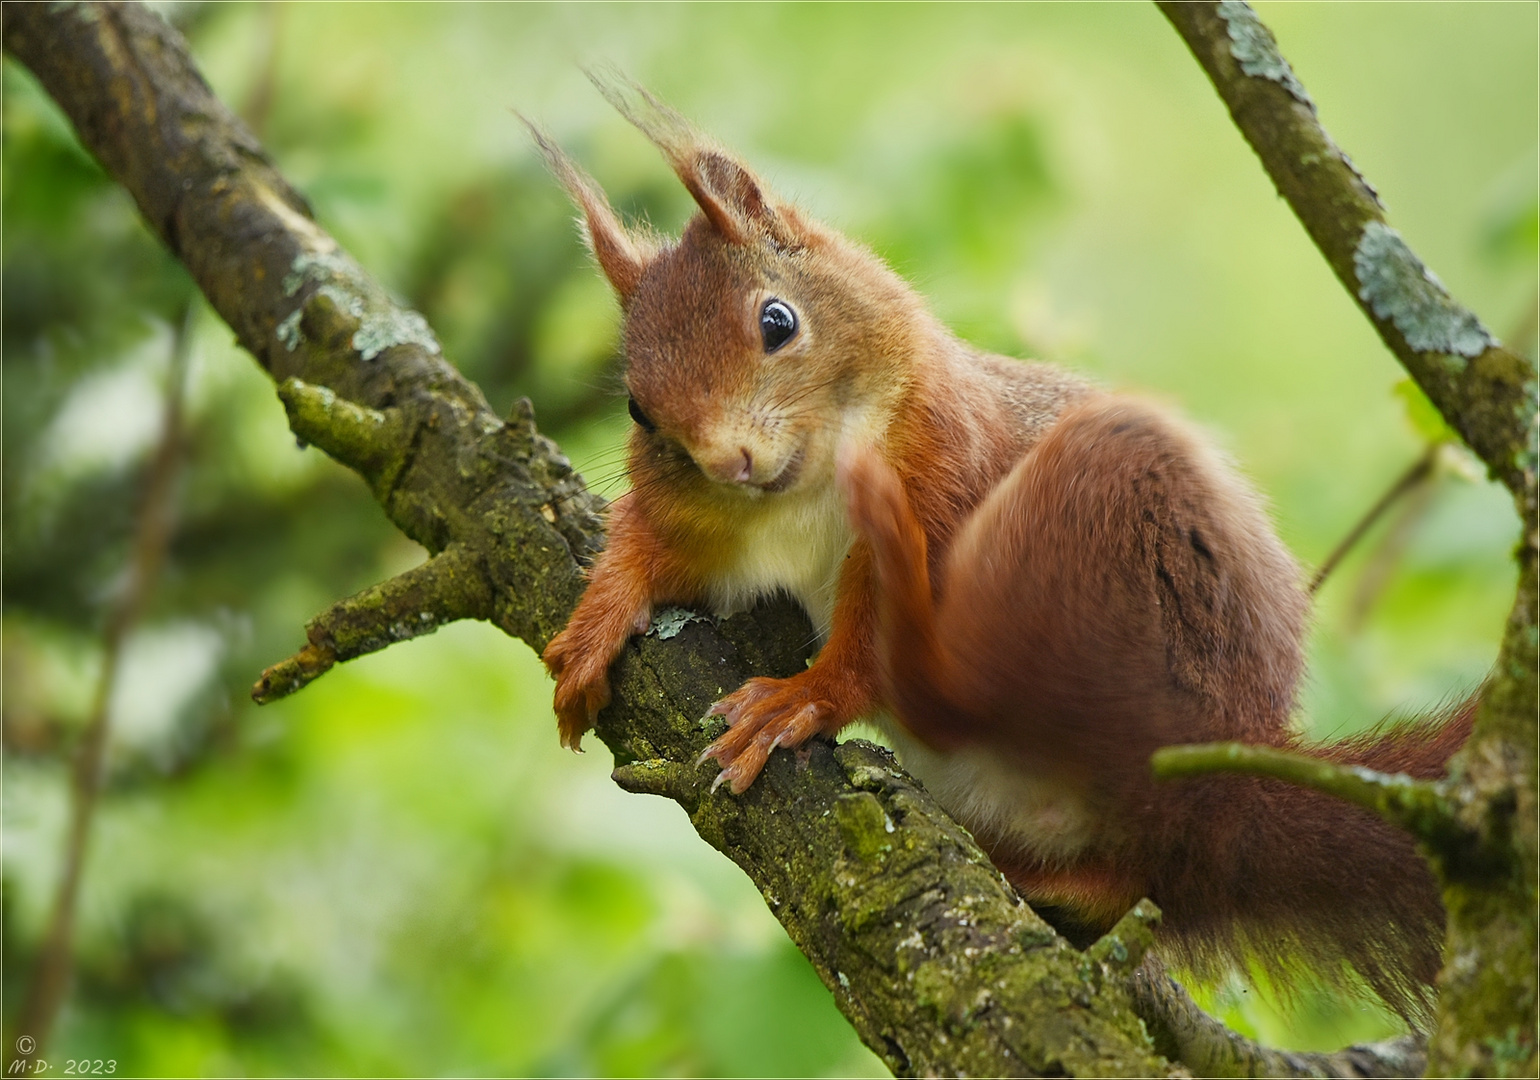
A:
[586,69,803,252]
[520,114,651,302]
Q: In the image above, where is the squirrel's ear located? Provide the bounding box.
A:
[588,71,804,252]
[522,116,651,301]
[687,150,787,248]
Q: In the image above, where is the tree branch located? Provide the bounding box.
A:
[1130,969,1427,1080]
[1309,443,1439,595]
[252,539,493,703]
[1150,743,1492,865]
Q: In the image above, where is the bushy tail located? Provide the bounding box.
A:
[1324,696,1477,779]
[1153,698,1476,1025]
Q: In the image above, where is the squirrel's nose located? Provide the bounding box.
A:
[699,447,754,485]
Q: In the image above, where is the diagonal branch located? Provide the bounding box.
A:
[252,540,494,703]
[1130,969,1428,1080]
[1309,442,1440,596]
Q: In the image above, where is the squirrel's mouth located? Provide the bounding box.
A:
[755,445,805,493]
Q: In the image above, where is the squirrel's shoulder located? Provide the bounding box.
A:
[949,348,1098,445]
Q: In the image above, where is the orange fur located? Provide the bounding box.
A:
[530,83,1471,1020]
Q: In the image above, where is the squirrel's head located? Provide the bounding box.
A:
[529,76,929,499]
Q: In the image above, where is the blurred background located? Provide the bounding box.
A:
[3,2,1534,1075]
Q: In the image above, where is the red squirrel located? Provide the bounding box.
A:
[533,83,1472,1021]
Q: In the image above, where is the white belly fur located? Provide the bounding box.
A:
[875,715,1102,866]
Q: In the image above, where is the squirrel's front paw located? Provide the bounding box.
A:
[699,677,836,794]
[542,629,615,751]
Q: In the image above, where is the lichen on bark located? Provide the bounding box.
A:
[1354,222,1495,363]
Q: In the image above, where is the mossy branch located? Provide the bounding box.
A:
[1129,969,1427,1079]
[251,543,493,704]
[277,376,408,500]
[1085,900,1160,977]
[1151,743,1466,849]
[611,759,705,804]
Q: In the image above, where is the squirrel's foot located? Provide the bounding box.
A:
[543,627,617,752]
[700,677,835,793]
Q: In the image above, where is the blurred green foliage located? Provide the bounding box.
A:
[3,2,1534,1076]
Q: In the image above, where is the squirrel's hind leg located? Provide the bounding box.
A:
[926,394,1307,777]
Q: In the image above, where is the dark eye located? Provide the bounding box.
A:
[760,299,798,353]
[627,396,656,433]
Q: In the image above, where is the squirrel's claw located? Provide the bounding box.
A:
[700,678,833,793]
[553,669,609,751]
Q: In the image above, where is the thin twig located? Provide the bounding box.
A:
[1321,292,1540,604]
[8,299,196,1070]
[1310,442,1440,594]
[1345,474,1441,633]
[1327,296,1537,613]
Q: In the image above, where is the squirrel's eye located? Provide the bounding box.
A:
[627,396,657,433]
[760,299,798,353]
